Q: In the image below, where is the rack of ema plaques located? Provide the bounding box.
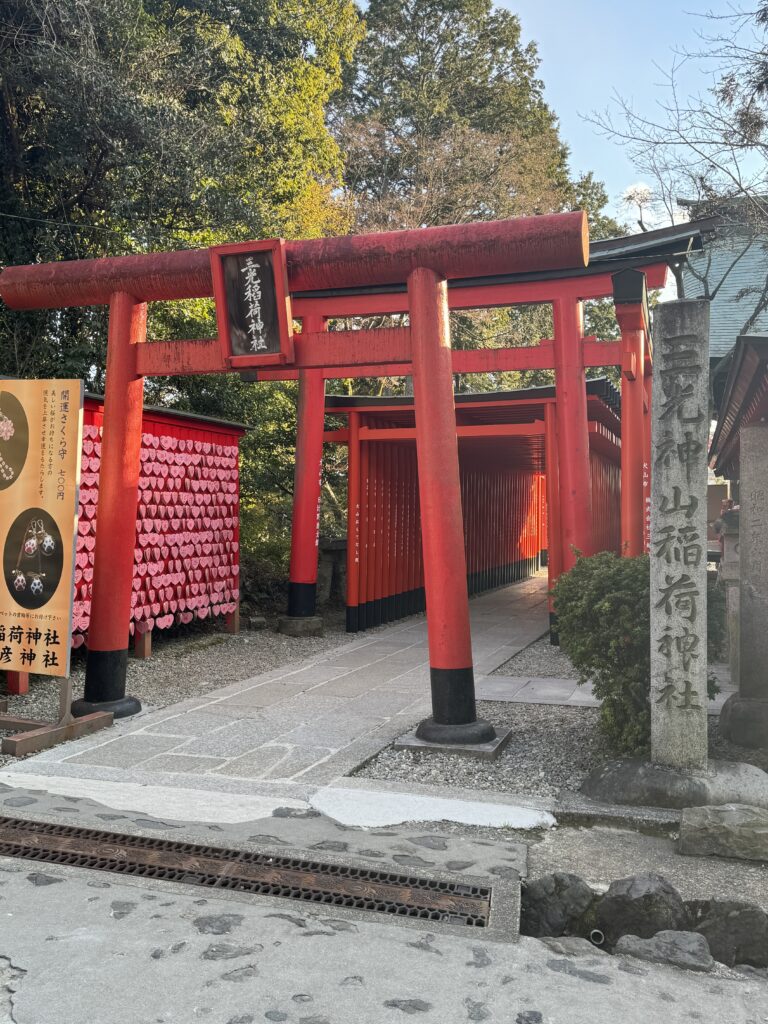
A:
[73,397,244,653]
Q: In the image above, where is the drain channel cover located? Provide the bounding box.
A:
[0,817,491,927]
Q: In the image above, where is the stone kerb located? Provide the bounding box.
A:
[649,300,709,771]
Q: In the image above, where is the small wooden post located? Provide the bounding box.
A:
[5,672,30,696]
[224,607,240,634]
[133,630,152,660]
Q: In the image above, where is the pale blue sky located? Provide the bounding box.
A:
[502,1,732,219]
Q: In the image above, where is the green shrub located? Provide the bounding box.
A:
[552,552,721,757]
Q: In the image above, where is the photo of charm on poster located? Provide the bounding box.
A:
[0,379,83,679]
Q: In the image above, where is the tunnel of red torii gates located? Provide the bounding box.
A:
[0,212,713,747]
[323,378,622,636]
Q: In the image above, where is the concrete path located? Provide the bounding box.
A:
[0,818,764,1024]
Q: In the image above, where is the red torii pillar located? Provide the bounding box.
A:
[280,315,326,637]
[553,295,593,569]
[409,267,494,744]
[544,401,563,643]
[73,292,145,717]
[613,269,649,558]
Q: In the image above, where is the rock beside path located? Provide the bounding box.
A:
[615,931,714,973]
[596,874,688,947]
[679,803,768,862]
[521,872,598,938]
[686,899,768,968]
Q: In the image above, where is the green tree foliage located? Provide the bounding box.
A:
[552,553,724,756]
[335,0,622,234]
[0,0,361,381]
[333,0,625,396]
[0,0,360,577]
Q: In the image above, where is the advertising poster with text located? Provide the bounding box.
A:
[0,379,83,676]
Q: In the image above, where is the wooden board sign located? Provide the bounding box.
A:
[210,239,294,368]
[0,379,83,677]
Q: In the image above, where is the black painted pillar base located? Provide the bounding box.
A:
[287,581,317,618]
[415,666,497,745]
[415,716,496,745]
[73,649,142,719]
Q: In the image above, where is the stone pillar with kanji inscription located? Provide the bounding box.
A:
[720,426,768,748]
[650,300,709,771]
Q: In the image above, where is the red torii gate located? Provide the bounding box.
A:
[0,212,657,748]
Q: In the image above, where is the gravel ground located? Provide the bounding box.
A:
[357,702,609,797]
[0,609,373,768]
[492,634,577,678]
[358,700,768,797]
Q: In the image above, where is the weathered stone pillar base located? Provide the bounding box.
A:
[719,694,768,749]
[277,615,324,638]
[580,758,768,810]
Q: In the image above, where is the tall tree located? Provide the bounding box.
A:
[332,0,623,394]
[0,0,361,381]
[0,0,361,577]
[334,0,573,229]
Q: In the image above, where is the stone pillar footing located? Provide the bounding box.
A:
[277,615,324,638]
[580,758,768,810]
[394,721,513,760]
[719,694,768,749]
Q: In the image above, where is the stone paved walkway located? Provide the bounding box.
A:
[3,577,549,792]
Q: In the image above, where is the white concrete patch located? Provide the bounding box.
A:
[0,770,307,824]
[311,784,556,829]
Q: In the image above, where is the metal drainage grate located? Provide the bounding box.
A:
[0,817,491,927]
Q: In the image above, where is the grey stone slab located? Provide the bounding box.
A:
[325,647,395,668]
[215,680,308,707]
[386,665,430,685]
[475,677,531,701]
[177,717,280,758]
[139,753,227,774]
[214,744,296,779]
[64,734,184,767]
[142,711,235,738]
[279,715,387,750]
[504,679,578,703]
[309,674,382,698]
[200,702,281,722]
[264,746,337,781]
[266,694,351,722]
[345,689,426,718]
[278,663,355,687]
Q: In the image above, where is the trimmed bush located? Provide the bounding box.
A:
[552,553,722,757]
